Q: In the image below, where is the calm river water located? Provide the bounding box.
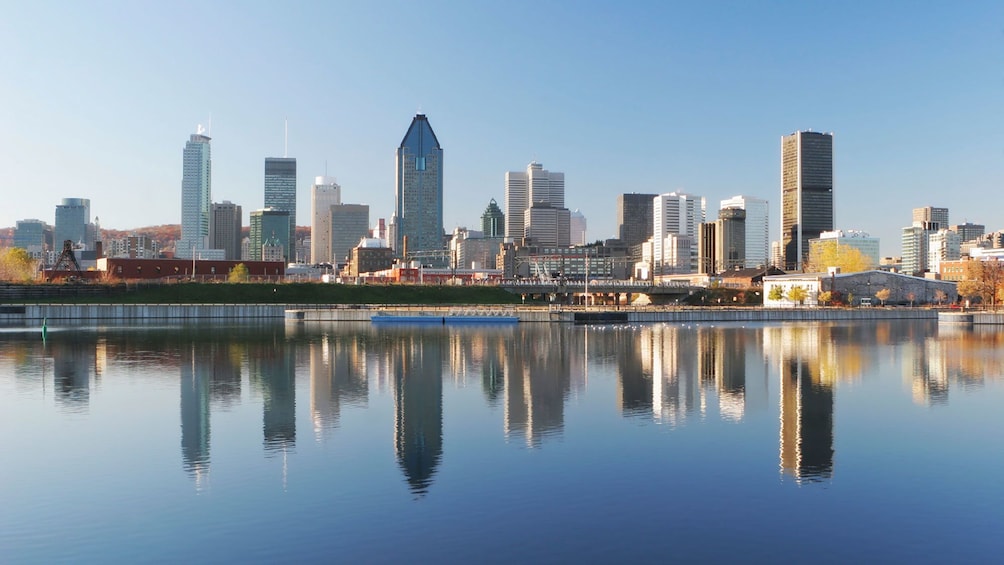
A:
[1,320,1002,563]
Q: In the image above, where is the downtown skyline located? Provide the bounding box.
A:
[2,1,1002,257]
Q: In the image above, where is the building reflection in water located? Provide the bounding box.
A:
[249,329,296,453]
[503,326,571,447]
[766,326,834,483]
[310,333,368,440]
[630,325,767,425]
[387,328,444,496]
[179,337,243,484]
[50,336,97,410]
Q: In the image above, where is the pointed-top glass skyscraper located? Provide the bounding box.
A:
[178,128,211,259]
[392,114,443,258]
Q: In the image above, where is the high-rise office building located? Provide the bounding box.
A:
[54,198,90,250]
[721,195,769,268]
[928,229,961,273]
[481,198,505,238]
[781,131,833,271]
[249,208,291,262]
[699,207,746,275]
[912,207,949,230]
[178,129,211,259]
[330,204,370,267]
[392,114,443,257]
[15,219,50,260]
[950,222,985,243]
[310,176,341,265]
[264,157,297,259]
[653,192,705,274]
[617,193,658,248]
[209,201,242,261]
[505,162,568,245]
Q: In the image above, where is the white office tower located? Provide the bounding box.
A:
[721,195,769,268]
[310,176,341,264]
[178,127,211,259]
[927,229,961,273]
[505,162,567,244]
[570,210,587,246]
[653,192,705,274]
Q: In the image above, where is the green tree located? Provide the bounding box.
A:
[806,240,872,273]
[768,285,784,301]
[786,285,808,305]
[228,263,249,283]
[0,248,38,282]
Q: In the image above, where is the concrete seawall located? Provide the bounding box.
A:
[1,304,286,324]
[0,304,979,326]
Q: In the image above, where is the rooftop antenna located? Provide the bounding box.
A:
[284,118,288,158]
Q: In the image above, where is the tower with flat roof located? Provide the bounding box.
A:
[781,131,833,271]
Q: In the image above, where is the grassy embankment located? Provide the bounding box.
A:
[15,282,525,305]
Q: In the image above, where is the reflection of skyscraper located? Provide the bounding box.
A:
[391,330,444,495]
[504,328,570,446]
[310,335,368,438]
[648,325,700,425]
[250,335,296,452]
[700,328,747,421]
[779,359,834,482]
[617,329,652,417]
[180,343,211,477]
[51,337,94,409]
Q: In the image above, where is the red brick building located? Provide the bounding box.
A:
[96,258,285,281]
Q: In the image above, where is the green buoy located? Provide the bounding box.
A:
[41,317,47,341]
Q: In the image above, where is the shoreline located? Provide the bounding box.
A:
[4,303,994,325]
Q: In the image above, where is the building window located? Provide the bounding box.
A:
[416,157,426,171]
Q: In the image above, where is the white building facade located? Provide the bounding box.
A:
[310,176,341,264]
[653,192,705,274]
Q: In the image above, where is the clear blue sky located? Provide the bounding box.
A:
[2,1,1001,256]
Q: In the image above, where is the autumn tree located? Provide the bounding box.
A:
[768,285,784,301]
[786,285,809,305]
[0,248,38,282]
[934,289,947,306]
[806,240,872,274]
[875,288,891,306]
[818,290,832,306]
[228,263,250,283]
[958,259,1004,308]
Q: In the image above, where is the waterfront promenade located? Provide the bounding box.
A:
[3,303,991,325]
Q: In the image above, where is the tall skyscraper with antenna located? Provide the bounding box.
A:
[178,127,211,259]
[264,157,296,262]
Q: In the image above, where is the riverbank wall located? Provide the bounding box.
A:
[4,303,999,326]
